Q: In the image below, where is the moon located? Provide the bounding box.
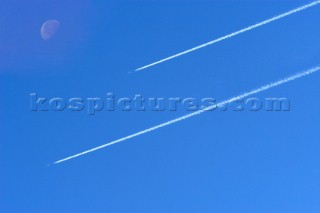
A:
[40,20,60,40]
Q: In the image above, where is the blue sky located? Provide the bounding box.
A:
[1,0,320,212]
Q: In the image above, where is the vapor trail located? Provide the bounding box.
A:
[135,0,320,71]
[53,66,320,164]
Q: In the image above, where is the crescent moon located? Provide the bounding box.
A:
[40,20,60,40]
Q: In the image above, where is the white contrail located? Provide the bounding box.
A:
[53,65,320,164]
[135,0,320,71]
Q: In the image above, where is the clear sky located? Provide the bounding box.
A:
[1,0,320,212]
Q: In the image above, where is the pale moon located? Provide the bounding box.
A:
[40,20,60,40]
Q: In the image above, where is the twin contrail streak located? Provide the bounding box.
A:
[53,65,320,164]
[135,0,320,71]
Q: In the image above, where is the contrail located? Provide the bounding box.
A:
[53,65,320,164]
[135,0,320,71]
